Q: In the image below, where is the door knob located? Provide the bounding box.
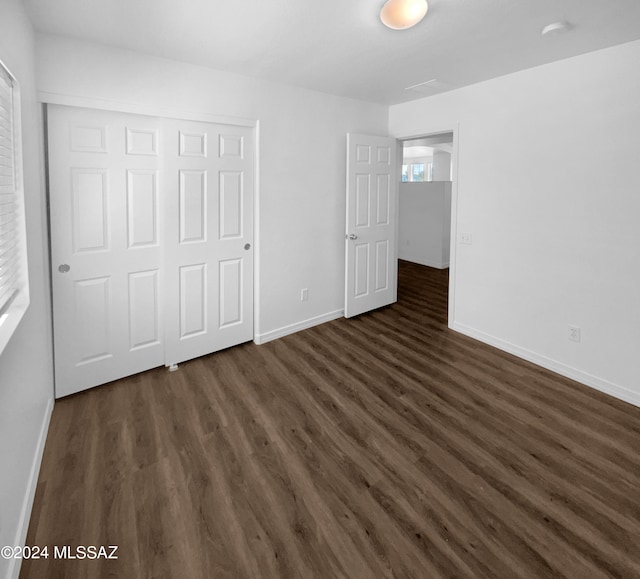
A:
[244,243,251,250]
[58,264,70,273]
[347,234,358,240]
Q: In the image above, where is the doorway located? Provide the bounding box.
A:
[396,130,458,327]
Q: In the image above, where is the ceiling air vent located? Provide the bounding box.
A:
[405,78,454,95]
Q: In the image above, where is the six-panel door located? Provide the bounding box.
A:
[163,118,254,366]
[345,133,397,318]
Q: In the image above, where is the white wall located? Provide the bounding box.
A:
[432,150,451,181]
[399,182,451,269]
[390,39,640,407]
[0,3,54,579]
[36,34,388,342]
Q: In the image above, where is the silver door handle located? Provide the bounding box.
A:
[58,264,70,273]
[347,234,358,240]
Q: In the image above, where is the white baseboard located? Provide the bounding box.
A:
[8,397,54,579]
[420,259,449,269]
[255,309,344,345]
[399,257,449,269]
[435,261,450,269]
[451,322,640,409]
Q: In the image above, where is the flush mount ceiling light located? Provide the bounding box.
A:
[380,0,429,30]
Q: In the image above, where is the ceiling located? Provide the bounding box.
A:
[403,133,453,159]
[404,146,436,159]
[23,0,640,105]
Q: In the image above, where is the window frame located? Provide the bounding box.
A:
[0,57,30,356]
[411,162,425,182]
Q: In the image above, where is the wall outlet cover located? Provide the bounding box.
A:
[568,325,581,343]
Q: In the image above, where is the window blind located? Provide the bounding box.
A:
[0,64,20,316]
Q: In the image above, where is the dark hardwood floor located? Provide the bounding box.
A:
[22,260,640,578]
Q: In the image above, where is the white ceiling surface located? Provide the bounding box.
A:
[403,145,452,158]
[403,133,453,158]
[23,0,640,105]
[404,146,436,159]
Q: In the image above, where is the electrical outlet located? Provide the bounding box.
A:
[301,288,308,302]
[568,325,581,343]
[460,232,472,245]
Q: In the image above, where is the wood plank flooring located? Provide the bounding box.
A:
[21,260,640,578]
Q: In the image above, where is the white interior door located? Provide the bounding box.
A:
[345,133,397,318]
[48,106,254,397]
[162,118,254,366]
[49,105,164,397]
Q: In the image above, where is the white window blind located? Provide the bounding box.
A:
[0,62,25,323]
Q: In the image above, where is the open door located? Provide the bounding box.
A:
[345,133,397,318]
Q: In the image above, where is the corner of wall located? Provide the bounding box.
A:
[451,322,640,409]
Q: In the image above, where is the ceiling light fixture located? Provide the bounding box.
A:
[380,0,429,30]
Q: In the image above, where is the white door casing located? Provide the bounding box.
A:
[48,105,254,397]
[163,119,254,366]
[345,133,397,318]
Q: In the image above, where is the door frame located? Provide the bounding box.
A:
[39,93,262,389]
[393,123,460,328]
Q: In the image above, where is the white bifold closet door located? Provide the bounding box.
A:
[163,118,254,367]
[48,105,253,398]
